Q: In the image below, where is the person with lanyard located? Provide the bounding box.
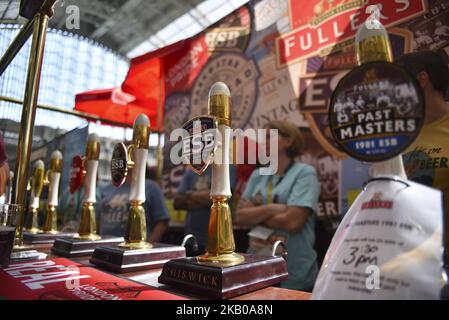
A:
[235,120,321,292]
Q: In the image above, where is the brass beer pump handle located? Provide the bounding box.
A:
[198,82,244,266]
[77,133,101,240]
[132,117,150,150]
[32,160,45,198]
[86,133,100,160]
[25,160,45,233]
[355,19,393,64]
[43,150,62,234]
[49,150,63,172]
[119,114,152,249]
[76,202,100,240]
[354,17,407,180]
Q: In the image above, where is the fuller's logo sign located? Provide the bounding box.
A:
[276,0,427,66]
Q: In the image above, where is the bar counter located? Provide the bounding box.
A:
[12,243,311,300]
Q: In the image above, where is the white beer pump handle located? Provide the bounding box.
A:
[82,133,100,203]
[48,150,62,206]
[130,149,148,202]
[30,160,44,209]
[129,114,150,202]
[83,160,98,203]
[209,82,232,197]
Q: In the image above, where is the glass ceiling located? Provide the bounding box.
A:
[0,0,250,143]
[127,0,249,58]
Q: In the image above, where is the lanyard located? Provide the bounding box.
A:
[267,160,294,204]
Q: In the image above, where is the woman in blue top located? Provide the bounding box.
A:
[235,120,321,291]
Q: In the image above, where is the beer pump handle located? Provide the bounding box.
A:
[209,82,232,197]
[30,160,44,209]
[355,18,407,180]
[129,114,150,202]
[82,133,100,203]
[47,150,62,206]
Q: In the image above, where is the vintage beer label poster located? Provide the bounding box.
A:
[0,258,184,300]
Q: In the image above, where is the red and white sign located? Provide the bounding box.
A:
[0,258,185,300]
[277,0,426,66]
[69,155,84,194]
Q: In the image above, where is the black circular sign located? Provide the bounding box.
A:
[328,61,425,162]
[111,142,128,187]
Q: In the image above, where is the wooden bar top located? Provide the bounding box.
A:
[20,243,311,300]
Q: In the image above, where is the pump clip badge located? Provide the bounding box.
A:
[328,61,425,162]
[111,142,129,187]
[69,155,84,194]
[181,116,218,175]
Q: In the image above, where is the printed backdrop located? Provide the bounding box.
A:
[76,0,449,258]
[160,0,449,232]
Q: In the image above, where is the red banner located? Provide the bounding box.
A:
[0,258,185,300]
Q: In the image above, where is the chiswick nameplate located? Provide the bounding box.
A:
[328,61,425,162]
